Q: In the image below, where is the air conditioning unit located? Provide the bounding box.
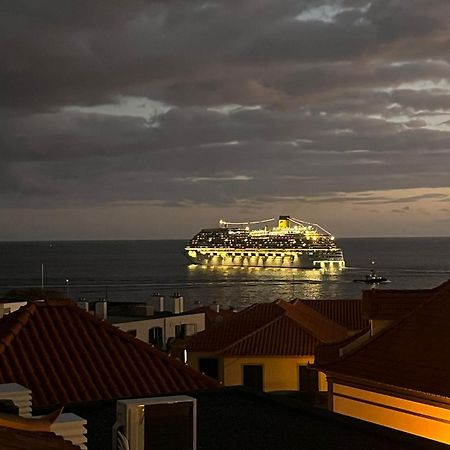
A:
[113,395,196,450]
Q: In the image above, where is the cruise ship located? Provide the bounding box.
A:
[184,215,345,269]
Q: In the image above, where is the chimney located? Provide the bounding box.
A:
[75,301,89,312]
[152,292,165,312]
[172,293,184,314]
[0,383,32,417]
[209,302,220,313]
[278,215,290,229]
[95,301,108,320]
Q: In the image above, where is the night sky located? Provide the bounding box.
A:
[2,0,450,240]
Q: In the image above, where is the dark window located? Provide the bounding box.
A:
[199,358,219,380]
[175,324,196,339]
[243,365,263,390]
[144,402,193,450]
[148,327,163,348]
[175,324,184,339]
[299,365,318,393]
[126,329,136,337]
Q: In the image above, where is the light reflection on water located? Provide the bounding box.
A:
[185,264,347,309]
[0,238,449,310]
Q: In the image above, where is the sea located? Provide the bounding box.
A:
[0,238,449,311]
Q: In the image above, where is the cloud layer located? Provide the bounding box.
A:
[1,0,450,238]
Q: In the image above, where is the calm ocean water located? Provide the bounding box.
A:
[0,238,449,310]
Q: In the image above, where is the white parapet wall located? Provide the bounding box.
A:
[50,413,88,450]
[0,383,32,417]
[115,312,205,348]
[0,302,27,318]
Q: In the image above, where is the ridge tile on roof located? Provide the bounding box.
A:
[186,300,349,356]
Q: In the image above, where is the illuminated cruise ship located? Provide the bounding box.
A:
[184,215,345,269]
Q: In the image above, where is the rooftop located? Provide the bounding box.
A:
[0,299,218,408]
[185,304,236,329]
[292,298,368,330]
[0,407,80,450]
[361,279,450,320]
[316,279,450,398]
[0,426,80,450]
[64,388,449,450]
[186,300,349,356]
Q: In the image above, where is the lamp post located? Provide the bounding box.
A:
[65,278,70,298]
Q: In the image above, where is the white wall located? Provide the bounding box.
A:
[115,313,205,348]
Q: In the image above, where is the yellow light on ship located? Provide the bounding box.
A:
[331,236,335,240]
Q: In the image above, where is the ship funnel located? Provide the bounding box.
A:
[278,215,290,229]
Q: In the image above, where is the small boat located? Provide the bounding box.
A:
[353,269,390,284]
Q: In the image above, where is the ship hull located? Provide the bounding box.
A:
[184,248,345,269]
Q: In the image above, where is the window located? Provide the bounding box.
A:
[299,365,318,393]
[148,327,164,348]
[175,324,197,339]
[175,325,183,339]
[199,358,219,380]
[243,365,263,390]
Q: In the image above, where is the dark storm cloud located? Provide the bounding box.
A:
[3,0,450,111]
[2,103,450,208]
[1,0,450,216]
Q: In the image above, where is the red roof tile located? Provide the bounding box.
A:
[361,279,450,320]
[186,300,349,356]
[292,298,368,330]
[362,289,433,320]
[0,300,218,408]
[316,279,450,398]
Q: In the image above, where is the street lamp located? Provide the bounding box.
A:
[65,278,70,298]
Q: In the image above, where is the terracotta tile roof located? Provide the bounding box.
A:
[186,300,349,356]
[316,279,450,398]
[291,298,368,330]
[361,279,450,320]
[0,426,79,450]
[0,300,218,408]
[362,289,433,320]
